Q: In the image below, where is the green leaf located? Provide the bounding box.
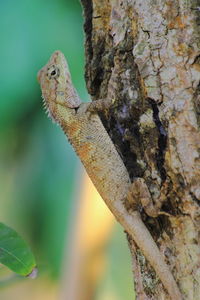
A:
[0,223,37,277]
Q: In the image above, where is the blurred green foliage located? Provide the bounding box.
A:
[0,0,85,279]
[0,0,133,299]
[0,222,36,276]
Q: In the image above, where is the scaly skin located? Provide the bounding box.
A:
[37,51,182,300]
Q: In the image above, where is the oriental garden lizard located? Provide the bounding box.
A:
[37,51,182,300]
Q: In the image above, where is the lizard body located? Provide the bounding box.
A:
[37,51,182,299]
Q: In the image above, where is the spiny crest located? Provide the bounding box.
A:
[41,95,56,123]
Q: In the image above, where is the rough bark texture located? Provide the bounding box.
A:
[80,0,200,299]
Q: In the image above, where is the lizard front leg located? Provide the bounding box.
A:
[75,99,113,116]
[85,98,115,113]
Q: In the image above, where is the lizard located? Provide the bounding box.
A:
[37,50,182,300]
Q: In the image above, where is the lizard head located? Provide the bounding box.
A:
[37,50,81,122]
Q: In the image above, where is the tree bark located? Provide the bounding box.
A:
[80,0,200,299]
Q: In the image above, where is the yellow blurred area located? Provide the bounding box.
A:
[61,170,114,300]
[0,278,58,300]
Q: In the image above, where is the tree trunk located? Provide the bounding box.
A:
[80,0,200,299]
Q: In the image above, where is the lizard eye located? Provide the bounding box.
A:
[47,65,60,79]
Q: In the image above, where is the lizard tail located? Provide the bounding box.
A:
[114,207,182,300]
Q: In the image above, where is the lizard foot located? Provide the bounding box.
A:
[127,178,161,217]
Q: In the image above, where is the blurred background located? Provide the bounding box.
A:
[0,0,133,299]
